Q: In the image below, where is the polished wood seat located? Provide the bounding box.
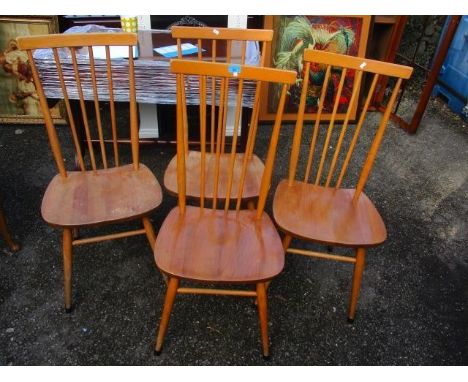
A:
[155,206,284,283]
[274,180,386,247]
[164,151,263,200]
[42,164,162,228]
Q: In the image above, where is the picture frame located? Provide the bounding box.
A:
[260,15,371,121]
[0,16,66,124]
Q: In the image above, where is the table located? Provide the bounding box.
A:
[34,29,257,145]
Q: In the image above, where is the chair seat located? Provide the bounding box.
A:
[154,206,284,283]
[273,180,387,247]
[41,164,162,228]
[164,151,264,199]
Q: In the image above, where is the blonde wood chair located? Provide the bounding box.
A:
[153,59,296,358]
[164,27,273,209]
[17,33,163,312]
[273,49,413,322]
[0,196,20,252]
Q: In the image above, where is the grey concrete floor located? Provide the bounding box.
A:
[0,98,467,365]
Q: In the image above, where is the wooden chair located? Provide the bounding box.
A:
[164,27,273,209]
[153,59,296,358]
[17,33,163,312]
[0,195,20,252]
[273,49,413,322]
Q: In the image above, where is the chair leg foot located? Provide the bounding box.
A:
[347,317,355,324]
[262,354,271,361]
[155,277,179,353]
[8,242,20,252]
[154,349,161,356]
[65,306,73,314]
[256,282,270,359]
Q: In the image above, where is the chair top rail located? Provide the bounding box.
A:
[303,49,413,79]
[170,59,296,84]
[171,26,273,42]
[16,33,137,50]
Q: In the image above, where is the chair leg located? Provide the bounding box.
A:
[0,206,20,252]
[142,216,156,252]
[155,277,179,354]
[282,234,292,252]
[348,247,366,322]
[247,200,256,210]
[72,228,80,240]
[142,216,168,285]
[62,228,73,313]
[264,234,291,292]
[256,282,270,359]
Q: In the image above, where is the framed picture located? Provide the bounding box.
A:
[260,15,371,121]
[0,16,66,124]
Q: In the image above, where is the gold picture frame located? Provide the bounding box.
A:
[260,15,371,122]
[0,16,66,124]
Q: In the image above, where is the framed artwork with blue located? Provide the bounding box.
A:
[260,15,371,121]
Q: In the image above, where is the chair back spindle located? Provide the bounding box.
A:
[105,45,120,167]
[171,60,295,215]
[272,50,413,325]
[172,26,273,154]
[17,33,139,176]
[52,47,86,172]
[171,26,273,64]
[287,50,413,199]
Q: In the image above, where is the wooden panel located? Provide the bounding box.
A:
[303,49,413,79]
[41,164,162,228]
[154,206,284,283]
[171,26,273,42]
[273,180,387,247]
[16,32,137,49]
[170,59,296,84]
[164,151,264,200]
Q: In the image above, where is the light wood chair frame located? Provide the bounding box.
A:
[17,33,162,311]
[166,26,274,209]
[277,49,413,322]
[154,59,296,358]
